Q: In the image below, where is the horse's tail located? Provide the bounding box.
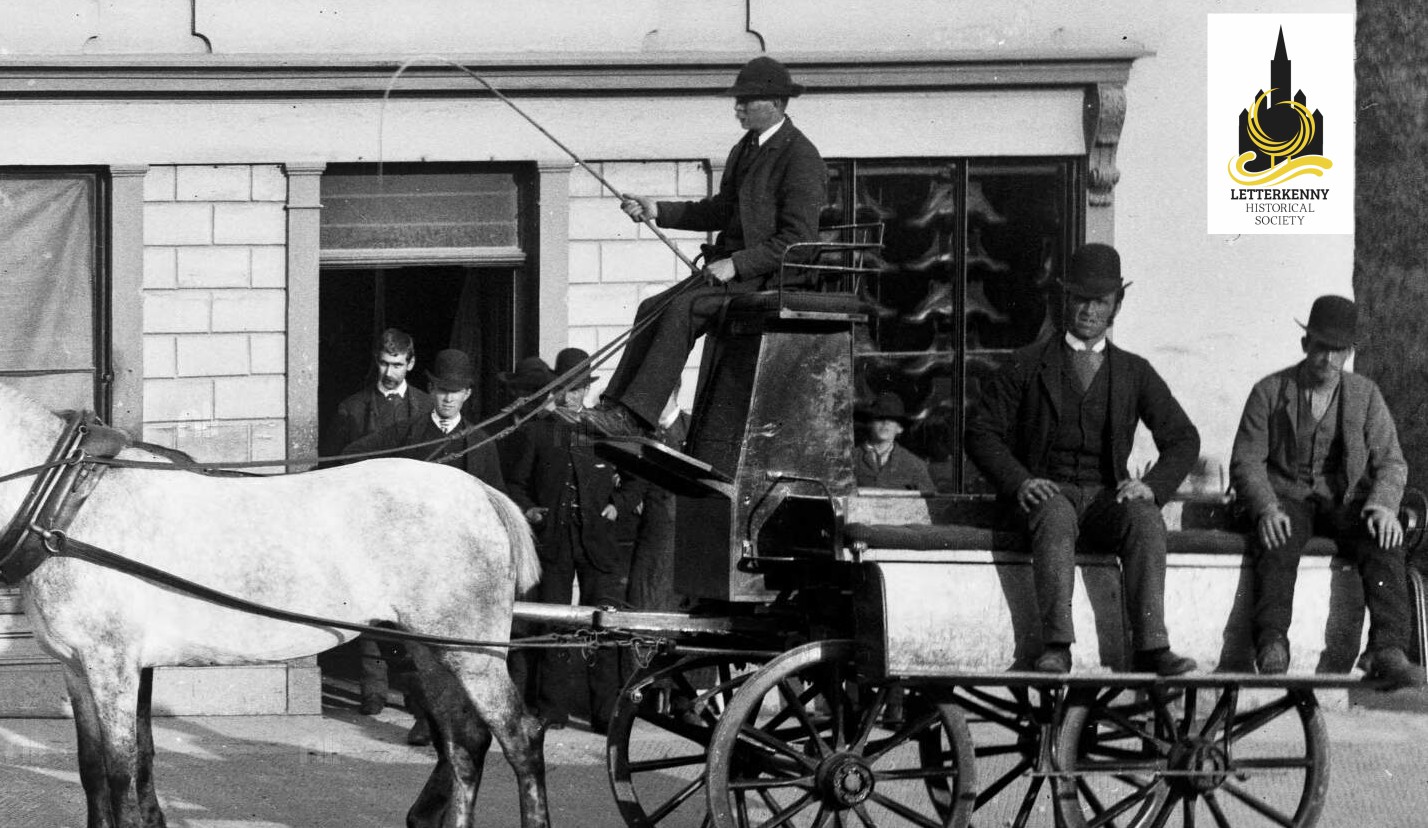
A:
[484,483,541,594]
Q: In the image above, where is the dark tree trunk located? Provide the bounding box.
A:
[1354,4,1428,498]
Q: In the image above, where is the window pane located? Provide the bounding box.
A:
[321,163,521,250]
[826,158,1075,495]
[0,173,98,410]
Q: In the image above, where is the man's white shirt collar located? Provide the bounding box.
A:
[1064,333,1107,353]
[756,119,786,146]
[379,380,408,399]
[431,410,460,434]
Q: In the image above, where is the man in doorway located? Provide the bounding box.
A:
[319,327,433,717]
[321,328,433,462]
[579,56,827,438]
[1230,295,1424,688]
[506,348,637,734]
[344,347,506,744]
[965,243,1201,676]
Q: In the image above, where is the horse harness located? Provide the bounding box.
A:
[0,412,659,659]
[0,411,125,585]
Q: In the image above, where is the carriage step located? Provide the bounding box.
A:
[593,437,733,498]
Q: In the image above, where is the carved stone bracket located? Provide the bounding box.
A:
[1084,83,1127,208]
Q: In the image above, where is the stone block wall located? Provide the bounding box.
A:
[566,160,710,409]
[140,165,288,468]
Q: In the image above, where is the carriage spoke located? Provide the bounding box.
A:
[975,755,1033,808]
[1225,694,1298,746]
[1183,794,1197,828]
[850,685,890,752]
[864,708,939,765]
[1011,773,1046,828]
[736,720,821,771]
[778,679,834,759]
[1220,781,1297,827]
[730,774,815,791]
[869,790,942,828]
[1096,705,1172,753]
[756,789,816,828]
[1145,790,1181,828]
[631,752,715,773]
[1196,689,1237,742]
[1083,777,1161,828]
[648,777,707,824]
[1179,689,1199,739]
[851,802,877,827]
[1203,791,1234,828]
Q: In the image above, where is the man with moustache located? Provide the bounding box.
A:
[344,347,505,744]
[965,243,1201,676]
[1231,295,1424,688]
[579,56,827,439]
[319,327,432,716]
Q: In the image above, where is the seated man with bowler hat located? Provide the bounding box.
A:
[854,392,935,492]
[579,55,827,439]
[1231,295,1425,688]
[965,243,1201,676]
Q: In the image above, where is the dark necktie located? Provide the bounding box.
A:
[1070,349,1102,391]
[735,132,759,179]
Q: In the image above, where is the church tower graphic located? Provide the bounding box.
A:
[1236,28,1325,174]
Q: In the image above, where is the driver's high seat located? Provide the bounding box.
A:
[597,225,882,602]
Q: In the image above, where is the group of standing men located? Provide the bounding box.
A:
[323,332,687,742]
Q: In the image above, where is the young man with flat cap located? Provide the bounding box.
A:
[966,242,1201,676]
[580,56,827,438]
[1231,295,1424,688]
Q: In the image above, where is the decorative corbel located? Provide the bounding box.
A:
[1084,83,1127,207]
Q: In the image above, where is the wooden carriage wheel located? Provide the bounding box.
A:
[607,653,765,827]
[704,640,977,828]
[1055,684,1330,828]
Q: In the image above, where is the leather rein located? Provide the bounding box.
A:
[0,412,566,653]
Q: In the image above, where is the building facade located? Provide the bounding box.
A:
[0,0,1353,714]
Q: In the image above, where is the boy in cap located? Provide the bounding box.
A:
[854,391,935,492]
[966,243,1201,676]
[581,56,827,439]
[1231,295,1424,688]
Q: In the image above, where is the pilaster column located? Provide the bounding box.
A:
[284,162,325,469]
[108,164,148,435]
[537,160,575,361]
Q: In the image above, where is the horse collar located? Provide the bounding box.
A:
[0,412,119,585]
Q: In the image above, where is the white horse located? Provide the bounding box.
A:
[0,383,547,828]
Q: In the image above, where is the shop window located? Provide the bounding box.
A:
[823,159,1081,494]
[0,170,109,415]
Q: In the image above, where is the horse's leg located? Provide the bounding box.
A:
[441,650,549,828]
[64,667,115,828]
[405,650,493,828]
[85,659,148,828]
[135,668,167,828]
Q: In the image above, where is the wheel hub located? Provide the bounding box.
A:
[816,752,875,807]
[1167,739,1229,795]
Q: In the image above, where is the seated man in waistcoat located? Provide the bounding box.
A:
[965,243,1201,675]
[1230,295,1425,688]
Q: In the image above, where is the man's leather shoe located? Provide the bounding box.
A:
[1033,645,1072,674]
[1132,648,1197,676]
[578,403,647,438]
[1255,640,1290,675]
[1366,647,1427,691]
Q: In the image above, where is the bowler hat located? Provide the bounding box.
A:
[498,356,556,392]
[1061,243,1133,299]
[426,349,475,393]
[1298,295,1357,349]
[856,392,911,425]
[553,347,596,389]
[724,56,805,98]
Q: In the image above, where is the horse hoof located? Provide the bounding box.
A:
[406,720,432,746]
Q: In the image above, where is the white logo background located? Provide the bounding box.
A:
[1207,14,1354,235]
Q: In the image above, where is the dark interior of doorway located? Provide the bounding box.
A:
[318,265,514,452]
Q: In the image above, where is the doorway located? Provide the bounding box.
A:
[317,265,516,453]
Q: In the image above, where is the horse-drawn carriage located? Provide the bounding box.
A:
[553,228,1428,828]
[1,226,1422,828]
